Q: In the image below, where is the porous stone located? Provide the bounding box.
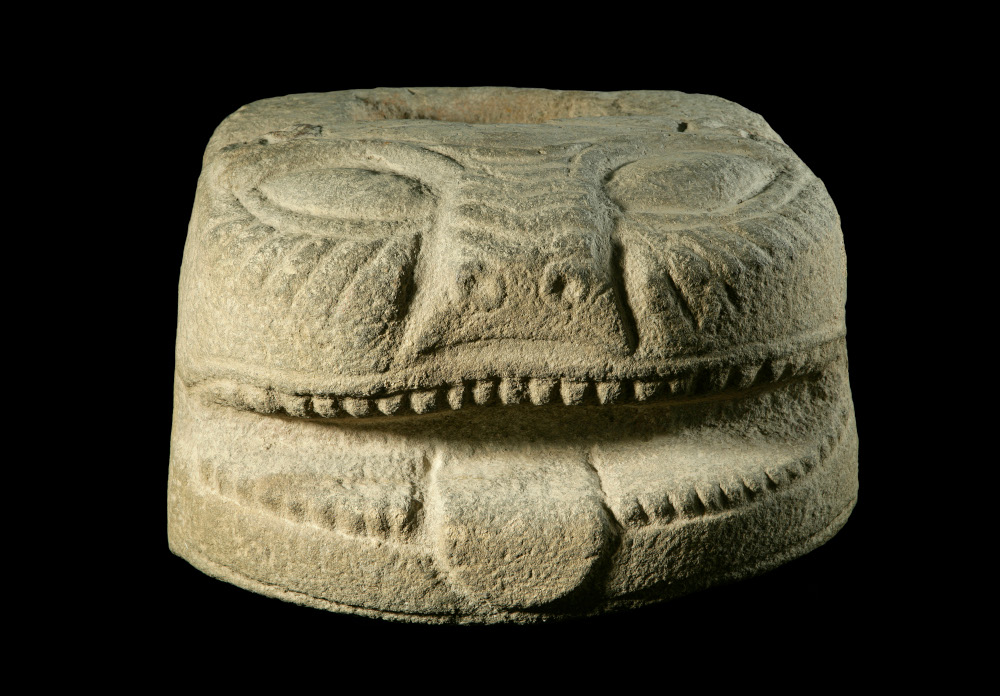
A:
[168,87,858,623]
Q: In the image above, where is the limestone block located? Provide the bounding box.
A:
[168,87,857,623]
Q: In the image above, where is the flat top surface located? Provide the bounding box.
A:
[206,87,784,155]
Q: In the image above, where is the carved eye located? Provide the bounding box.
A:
[259,168,433,221]
[606,153,777,214]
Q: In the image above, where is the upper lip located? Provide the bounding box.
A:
[178,130,844,408]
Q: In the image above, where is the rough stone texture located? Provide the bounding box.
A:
[169,87,857,623]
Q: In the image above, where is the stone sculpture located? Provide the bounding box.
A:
[168,87,858,623]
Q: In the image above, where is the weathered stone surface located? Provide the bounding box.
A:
[168,87,858,623]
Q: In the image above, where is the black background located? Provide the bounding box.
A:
[135,42,919,667]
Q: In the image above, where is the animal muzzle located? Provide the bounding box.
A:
[401,186,636,357]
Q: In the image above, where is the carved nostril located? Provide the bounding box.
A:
[470,272,505,311]
[453,264,506,312]
[541,265,585,309]
[454,265,477,298]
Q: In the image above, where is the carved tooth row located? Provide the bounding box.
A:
[219,369,753,417]
[735,363,761,389]
[560,380,588,405]
[311,396,339,418]
[633,381,662,402]
[668,374,695,396]
[225,385,279,414]
[214,345,837,418]
[596,381,623,405]
[409,390,438,415]
[624,444,840,528]
[341,397,372,418]
[376,394,404,416]
[498,378,527,405]
[529,379,558,405]
[472,380,496,405]
[446,385,466,410]
[709,366,732,392]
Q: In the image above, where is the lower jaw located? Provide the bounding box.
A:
[167,356,858,624]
